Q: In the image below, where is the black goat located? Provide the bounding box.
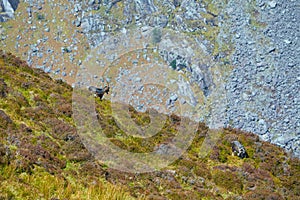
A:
[88,85,110,100]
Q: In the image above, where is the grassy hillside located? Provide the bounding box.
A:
[0,50,133,200]
[0,50,299,199]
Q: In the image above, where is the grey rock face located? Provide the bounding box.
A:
[0,0,19,20]
[224,0,300,157]
[133,0,157,14]
[8,0,19,11]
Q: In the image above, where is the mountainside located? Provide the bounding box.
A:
[0,0,299,157]
[0,50,299,199]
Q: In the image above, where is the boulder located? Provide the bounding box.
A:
[0,110,13,128]
[0,0,20,20]
[0,78,8,98]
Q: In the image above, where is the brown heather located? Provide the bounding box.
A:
[0,50,299,199]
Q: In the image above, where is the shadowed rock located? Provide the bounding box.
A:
[0,78,8,98]
[0,0,20,20]
[0,110,12,128]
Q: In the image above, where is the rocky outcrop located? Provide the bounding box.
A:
[223,0,300,157]
[0,0,19,21]
[7,0,19,10]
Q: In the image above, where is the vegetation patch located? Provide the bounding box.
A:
[0,51,299,199]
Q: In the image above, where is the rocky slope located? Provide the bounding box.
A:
[1,50,300,199]
[224,0,300,157]
[0,0,299,158]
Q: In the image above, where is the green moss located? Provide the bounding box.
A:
[213,169,243,194]
[218,146,230,163]
[170,59,177,70]
[246,1,268,30]
[204,0,222,16]
[36,13,45,21]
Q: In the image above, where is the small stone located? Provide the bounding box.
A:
[170,94,178,102]
[268,47,276,53]
[132,60,138,65]
[36,65,45,70]
[268,1,277,8]
[134,77,142,82]
[55,68,61,74]
[75,19,81,27]
[31,46,39,53]
[180,98,186,104]
[81,21,91,32]
[258,119,268,134]
[61,47,72,53]
[45,67,52,73]
[26,7,32,17]
[170,79,176,84]
[258,2,265,7]
[257,62,263,67]
[138,86,144,92]
[88,0,95,6]
[242,93,250,101]
[288,63,295,67]
[188,179,195,185]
